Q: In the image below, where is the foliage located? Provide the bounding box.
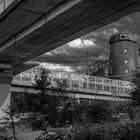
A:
[27,113,45,130]
[59,99,76,125]
[31,66,138,128]
[88,102,114,123]
[59,101,129,125]
[41,103,60,127]
[24,94,41,112]
[34,67,68,109]
[11,93,25,113]
[114,102,129,114]
[34,67,51,110]
[72,122,140,140]
[131,68,140,106]
[52,79,68,96]
[34,67,51,92]
[32,67,70,128]
[33,122,140,140]
[11,92,41,113]
[88,59,112,77]
[120,68,140,120]
[2,104,19,140]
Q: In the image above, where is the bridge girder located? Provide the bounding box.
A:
[0,0,139,74]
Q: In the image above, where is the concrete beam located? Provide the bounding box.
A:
[0,62,13,110]
[0,0,139,72]
[0,0,84,52]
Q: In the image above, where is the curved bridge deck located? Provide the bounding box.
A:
[12,70,131,102]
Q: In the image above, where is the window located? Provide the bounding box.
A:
[124,48,128,53]
[125,59,128,63]
[120,34,127,39]
[125,69,129,74]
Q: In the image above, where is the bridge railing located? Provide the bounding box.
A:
[12,70,131,96]
[12,73,34,85]
[51,71,131,96]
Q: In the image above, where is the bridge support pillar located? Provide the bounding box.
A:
[0,62,13,109]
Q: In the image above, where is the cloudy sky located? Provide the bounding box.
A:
[31,11,140,74]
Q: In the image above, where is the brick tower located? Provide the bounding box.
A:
[109,30,138,80]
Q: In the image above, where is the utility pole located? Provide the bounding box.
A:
[113,91,120,117]
[87,50,91,75]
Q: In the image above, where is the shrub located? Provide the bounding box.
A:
[88,102,113,123]
[73,122,140,140]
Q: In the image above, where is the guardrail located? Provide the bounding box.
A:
[12,71,131,95]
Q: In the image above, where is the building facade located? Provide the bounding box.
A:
[109,30,138,80]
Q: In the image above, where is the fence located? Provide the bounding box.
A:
[12,70,131,95]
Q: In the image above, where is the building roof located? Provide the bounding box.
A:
[109,30,137,44]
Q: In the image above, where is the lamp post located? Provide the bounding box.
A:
[87,50,91,75]
[113,91,120,117]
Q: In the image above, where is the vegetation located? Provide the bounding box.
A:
[2,104,19,140]
[72,122,140,140]
[131,68,140,106]
[25,67,71,129]
[88,59,112,77]
[25,66,135,130]
[11,92,41,113]
[34,67,51,113]
[10,65,140,139]
[88,102,114,123]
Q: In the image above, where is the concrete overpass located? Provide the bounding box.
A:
[0,0,139,108]
[0,0,139,74]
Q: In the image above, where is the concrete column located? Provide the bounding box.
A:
[0,62,13,109]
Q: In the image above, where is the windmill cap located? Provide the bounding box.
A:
[109,30,137,44]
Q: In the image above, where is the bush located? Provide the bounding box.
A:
[73,122,140,140]
[88,102,113,123]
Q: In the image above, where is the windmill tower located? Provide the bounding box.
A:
[109,30,138,80]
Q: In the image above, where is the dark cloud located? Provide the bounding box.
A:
[31,11,140,73]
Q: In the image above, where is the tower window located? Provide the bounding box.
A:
[120,34,127,39]
[124,48,128,53]
[125,69,129,74]
[124,59,128,63]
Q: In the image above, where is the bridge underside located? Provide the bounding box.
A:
[0,0,139,75]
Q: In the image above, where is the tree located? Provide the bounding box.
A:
[34,67,69,107]
[2,104,19,140]
[34,67,51,112]
[121,68,140,120]
[88,102,113,123]
[33,67,71,127]
[88,59,112,77]
[130,68,140,106]
[52,78,68,104]
[48,79,70,126]
[11,89,41,113]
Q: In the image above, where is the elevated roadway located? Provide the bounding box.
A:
[0,0,139,74]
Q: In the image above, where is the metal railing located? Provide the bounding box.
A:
[12,70,131,96]
[51,71,131,96]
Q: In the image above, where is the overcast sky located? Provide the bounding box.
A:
[31,11,140,74]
